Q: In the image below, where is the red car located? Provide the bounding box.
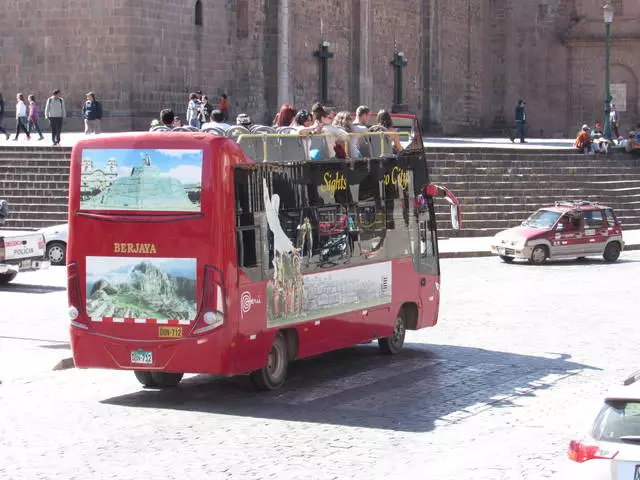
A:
[491,200,624,264]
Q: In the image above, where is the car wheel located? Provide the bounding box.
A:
[46,241,66,266]
[251,333,288,391]
[499,255,514,263]
[379,311,407,355]
[529,245,547,265]
[0,272,18,285]
[603,242,621,262]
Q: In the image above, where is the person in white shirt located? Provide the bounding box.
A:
[13,93,30,141]
[201,109,232,130]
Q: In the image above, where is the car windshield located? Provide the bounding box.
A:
[592,401,640,444]
[522,210,562,229]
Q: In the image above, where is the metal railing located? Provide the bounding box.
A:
[235,131,410,162]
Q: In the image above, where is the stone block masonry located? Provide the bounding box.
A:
[1,1,638,135]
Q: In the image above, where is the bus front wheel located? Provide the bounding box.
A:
[251,333,288,391]
[378,311,407,355]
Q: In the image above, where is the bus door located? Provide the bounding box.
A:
[412,196,439,327]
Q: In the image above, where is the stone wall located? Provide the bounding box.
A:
[1,0,638,136]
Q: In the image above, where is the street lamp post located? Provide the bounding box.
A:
[603,3,614,141]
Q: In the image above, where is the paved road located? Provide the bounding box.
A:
[1,253,638,479]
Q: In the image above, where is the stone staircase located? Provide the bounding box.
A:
[1,146,639,239]
[429,149,640,237]
[0,147,70,229]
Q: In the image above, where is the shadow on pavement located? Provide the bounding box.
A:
[0,283,66,294]
[503,258,639,267]
[101,343,596,432]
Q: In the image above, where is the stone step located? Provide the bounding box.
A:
[6,202,68,213]
[0,173,70,182]
[431,173,640,182]
[7,210,68,221]
[430,166,640,174]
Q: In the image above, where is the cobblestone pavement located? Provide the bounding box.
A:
[1,253,639,480]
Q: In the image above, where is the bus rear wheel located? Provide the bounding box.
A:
[134,371,183,388]
[378,311,407,355]
[251,333,288,391]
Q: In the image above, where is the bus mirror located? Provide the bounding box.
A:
[423,184,462,231]
[450,204,461,231]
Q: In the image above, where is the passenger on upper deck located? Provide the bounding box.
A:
[290,109,320,135]
[273,104,297,127]
[373,109,403,153]
[201,109,232,130]
[332,111,361,159]
[159,109,175,129]
[352,105,373,157]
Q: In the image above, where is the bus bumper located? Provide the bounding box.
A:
[70,328,233,375]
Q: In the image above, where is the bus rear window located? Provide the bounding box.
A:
[80,149,202,212]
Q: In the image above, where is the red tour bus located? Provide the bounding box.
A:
[67,120,461,390]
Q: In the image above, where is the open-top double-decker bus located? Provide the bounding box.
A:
[67,118,460,390]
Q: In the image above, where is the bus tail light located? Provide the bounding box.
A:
[568,438,618,463]
[67,262,88,330]
[193,266,226,335]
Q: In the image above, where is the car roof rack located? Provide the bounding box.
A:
[554,200,599,208]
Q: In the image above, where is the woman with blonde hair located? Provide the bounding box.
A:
[332,110,361,158]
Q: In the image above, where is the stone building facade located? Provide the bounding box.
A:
[1,0,638,136]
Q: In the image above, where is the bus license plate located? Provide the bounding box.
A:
[131,349,153,365]
[158,326,183,338]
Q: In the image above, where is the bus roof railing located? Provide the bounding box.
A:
[233,131,411,163]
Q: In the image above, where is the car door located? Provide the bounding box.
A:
[582,210,608,253]
[551,211,583,257]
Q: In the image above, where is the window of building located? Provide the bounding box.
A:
[237,0,249,39]
[195,0,203,27]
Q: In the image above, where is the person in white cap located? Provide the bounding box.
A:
[575,124,595,154]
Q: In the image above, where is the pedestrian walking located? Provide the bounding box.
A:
[82,92,103,134]
[186,93,201,128]
[13,93,31,141]
[610,103,620,139]
[0,93,10,140]
[27,95,45,140]
[509,100,526,143]
[198,95,213,124]
[219,93,229,122]
[44,89,66,145]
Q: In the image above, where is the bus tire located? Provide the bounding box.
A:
[378,311,407,355]
[251,333,288,391]
[0,272,18,285]
[150,372,184,388]
[499,255,514,263]
[603,242,621,262]
[134,370,157,387]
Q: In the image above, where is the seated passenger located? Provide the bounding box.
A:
[273,104,297,127]
[236,113,252,129]
[575,125,595,154]
[201,109,231,130]
[352,105,373,157]
[291,109,320,135]
[158,109,175,129]
[332,111,361,158]
[374,109,403,153]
